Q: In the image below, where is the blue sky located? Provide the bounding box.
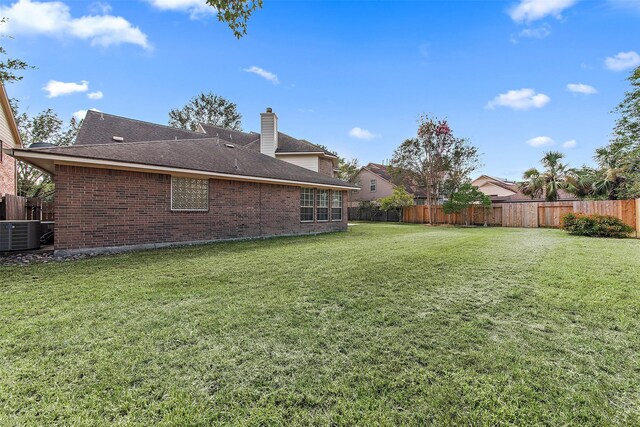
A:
[1,0,639,180]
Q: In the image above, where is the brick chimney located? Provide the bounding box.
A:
[260,107,278,157]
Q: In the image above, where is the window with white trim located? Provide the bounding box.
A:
[171,177,209,211]
[316,189,329,221]
[370,179,377,192]
[331,191,343,221]
[301,188,314,222]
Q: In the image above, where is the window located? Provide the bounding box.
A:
[331,191,343,221]
[301,188,314,222]
[171,177,209,211]
[370,179,377,192]
[316,189,329,221]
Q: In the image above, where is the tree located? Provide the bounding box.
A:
[519,151,568,202]
[0,18,33,83]
[168,92,242,132]
[378,186,415,222]
[591,142,636,199]
[612,65,640,146]
[564,167,598,199]
[337,157,360,182]
[391,114,481,224]
[206,0,263,39]
[443,183,491,226]
[10,100,81,200]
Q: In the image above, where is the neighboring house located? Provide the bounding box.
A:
[349,162,428,207]
[8,108,357,255]
[472,175,576,202]
[0,83,22,196]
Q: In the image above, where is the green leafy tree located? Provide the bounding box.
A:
[443,183,491,226]
[378,186,415,222]
[168,92,242,132]
[519,151,568,201]
[206,0,263,39]
[587,66,640,200]
[0,18,33,83]
[10,100,80,200]
[612,65,640,146]
[337,157,360,182]
[391,114,481,223]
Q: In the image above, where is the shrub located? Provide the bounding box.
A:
[561,212,634,238]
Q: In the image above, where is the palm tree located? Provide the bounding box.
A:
[592,142,632,199]
[519,151,568,201]
[565,167,598,199]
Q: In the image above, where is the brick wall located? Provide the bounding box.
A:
[54,165,348,252]
[318,157,334,177]
[0,141,16,195]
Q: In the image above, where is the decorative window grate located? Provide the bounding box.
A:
[301,188,315,222]
[331,191,343,221]
[317,189,329,221]
[171,177,209,211]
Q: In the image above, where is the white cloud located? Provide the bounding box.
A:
[563,139,577,148]
[519,24,552,38]
[146,0,215,19]
[604,51,640,71]
[527,136,555,147]
[89,1,112,14]
[567,83,597,94]
[243,66,279,84]
[509,0,578,23]
[43,79,89,98]
[510,24,552,43]
[87,90,103,99]
[349,127,378,140]
[0,0,150,49]
[72,108,100,121]
[486,88,551,110]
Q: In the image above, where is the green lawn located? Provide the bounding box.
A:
[2,224,640,426]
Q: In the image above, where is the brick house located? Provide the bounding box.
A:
[8,108,357,255]
[0,83,22,196]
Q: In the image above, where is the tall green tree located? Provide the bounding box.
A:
[206,0,263,39]
[0,18,33,83]
[168,92,242,132]
[10,100,80,199]
[612,65,640,146]
[519,151,568,202]
[391,114,481,223]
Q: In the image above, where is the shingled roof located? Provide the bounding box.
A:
[13,138,356,189]
[75,110,210,145]
[75,111,336,158]
[198,123,335,156]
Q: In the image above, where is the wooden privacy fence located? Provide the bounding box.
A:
[403,199,640,236]
[0,194,54,221]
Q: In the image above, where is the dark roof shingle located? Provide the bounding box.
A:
[29,138,356,188]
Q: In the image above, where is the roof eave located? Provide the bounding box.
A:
[9,149,359,190]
